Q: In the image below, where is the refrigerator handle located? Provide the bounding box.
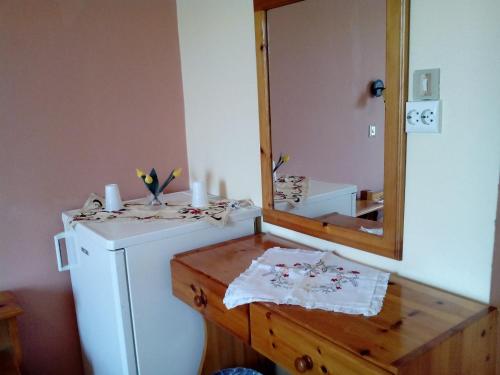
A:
[54,232,71,272]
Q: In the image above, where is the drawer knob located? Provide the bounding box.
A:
[194,291,207,308]
[194,295,203,307]
[294,355,313,372]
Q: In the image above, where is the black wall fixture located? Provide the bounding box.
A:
[370,79,385,97]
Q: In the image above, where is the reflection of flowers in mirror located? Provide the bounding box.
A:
[273,153,290,174]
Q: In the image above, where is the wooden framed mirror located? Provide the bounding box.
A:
[255,0,409,259]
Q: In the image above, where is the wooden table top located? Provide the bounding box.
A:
[174,234,493,371]
[0,292,23,321]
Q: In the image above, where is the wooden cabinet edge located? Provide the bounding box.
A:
[396,309,497,374]
[392,306,496,369]
[170,259,273,375]
[170,259,250,343]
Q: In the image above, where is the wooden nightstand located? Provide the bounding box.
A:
[0,292,23,375]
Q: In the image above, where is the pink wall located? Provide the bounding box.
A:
[268,0,386,193]
[0,1,187,373]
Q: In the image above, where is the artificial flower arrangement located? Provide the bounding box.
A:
[136,167,182,206]
[273,153,290,174]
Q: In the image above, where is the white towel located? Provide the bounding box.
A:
[223,247,389,316]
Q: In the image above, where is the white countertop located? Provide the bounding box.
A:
[62,191,261,250]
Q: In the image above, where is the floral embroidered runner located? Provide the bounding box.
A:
[223,247,390,316]
[274,175,309,206]
[69,193,253,228]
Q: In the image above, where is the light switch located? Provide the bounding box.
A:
[369,124,376,137]
[405,100,441,133]
[413,69,440,100]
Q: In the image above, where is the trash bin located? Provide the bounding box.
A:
[212,368,263,375]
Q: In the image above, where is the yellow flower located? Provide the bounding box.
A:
[173,168,182,178]
[283,154,290,163]
[144,175,153,184]
[136,168,146,178]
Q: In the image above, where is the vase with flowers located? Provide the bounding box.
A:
[136,167,182,206]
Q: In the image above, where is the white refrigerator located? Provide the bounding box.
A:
[54,191,261,375]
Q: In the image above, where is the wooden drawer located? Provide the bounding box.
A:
[171,259,250,343]
[250,304,391,375]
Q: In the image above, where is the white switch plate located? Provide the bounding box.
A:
[405,100,441,133]
[413,69,440,100]
[369,124,376,137]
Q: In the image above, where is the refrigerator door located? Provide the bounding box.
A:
[125,221,256,375]
[69,232,137,375]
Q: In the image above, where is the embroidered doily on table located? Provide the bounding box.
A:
[69,193,253,228]
[274,175,309,206]
[223,247,390,316]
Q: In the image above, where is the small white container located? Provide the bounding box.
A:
[191,181,209,208]
[105,184,123,211]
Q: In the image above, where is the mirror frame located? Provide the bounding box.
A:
[254,0,410,259]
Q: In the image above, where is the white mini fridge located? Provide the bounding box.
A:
[54,191,261,375]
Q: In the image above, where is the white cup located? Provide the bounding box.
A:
[105,184,123,211]
[191,181,209,208]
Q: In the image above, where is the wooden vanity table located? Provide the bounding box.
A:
[171,234,497,375]
[169,1,498,373]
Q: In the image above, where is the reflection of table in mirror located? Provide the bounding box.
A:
[315,212,383,234]
[356,200,384,217]
[274,180,356,218]
[356,199,384,222]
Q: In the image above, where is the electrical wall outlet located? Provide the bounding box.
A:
[405,100,441,133]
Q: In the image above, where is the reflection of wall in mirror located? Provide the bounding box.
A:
[268,0,386,194]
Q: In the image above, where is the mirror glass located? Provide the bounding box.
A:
[268,0,386,236]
